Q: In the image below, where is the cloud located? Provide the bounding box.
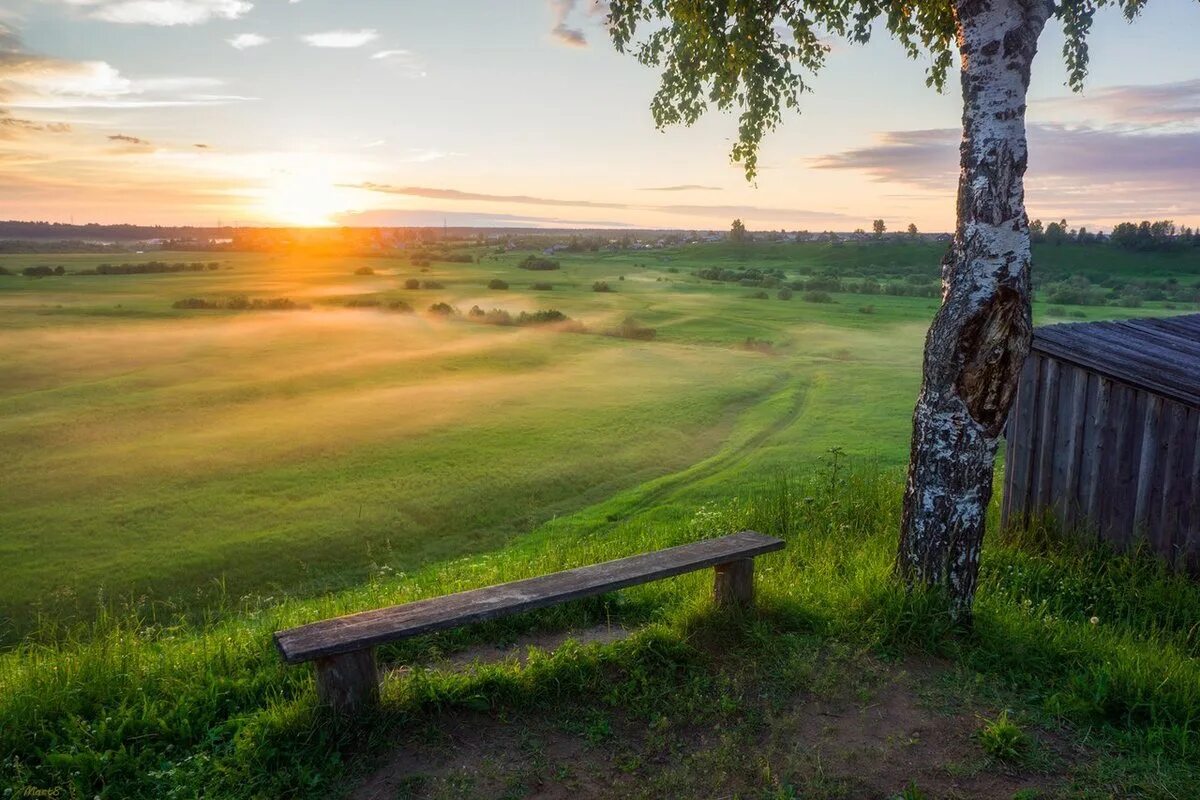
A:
[333,209,638,229]
[812,123,1200,225]
[0,112,71,139]
[548,0,587,47]
[344,183,629,209]
[108,133,148,144]
[228,33,268,49]
[0,23,251,109]
[60,0,253,26]
[1034,79,1200,128]
[302,29,378,48]
[343,182,853,225]
[370,49,426,77]
[640,184,722,192]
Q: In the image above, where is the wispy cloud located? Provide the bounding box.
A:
[812,122,1200,224]
[228,33,268,49]
[60,0,253,26]
[1034,79,1200,128]
[302,29,379,48]
[549,0,587,47]
[640,184,722,192]
[343,182,853,225]
[1,23,252,109]
[0,112,71,139]
[108,133,148,144]
[370,49,426,77]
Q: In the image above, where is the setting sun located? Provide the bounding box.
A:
[255,171,360,226]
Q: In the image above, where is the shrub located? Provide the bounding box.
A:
[427,302,455,316]
[777,288,794,300]
[468,305,486,318]
[593,281,613,293]
[22,265,62,277]
[387,299,413,313]
[608,316,656,340]
[516,309,568,325]
[422,280,444,290]
[353,266,375,276]
[0,266,11,276]
[804,290,834,303]
[487,279,509,290]
[519,256,560,271]
[975,711,1030,762]
[531,282,554,291]
[404,278,420,290]
[172,297,218,309]
[344,297,380,308]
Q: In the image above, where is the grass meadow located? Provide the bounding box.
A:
[1,240,1199,798]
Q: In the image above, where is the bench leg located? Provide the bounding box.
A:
[315,648,379,712]
[713,558,755,608]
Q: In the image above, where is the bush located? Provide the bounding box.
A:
[173,296,308,311]
[427,302,455,316]
[22,265,63,277]
[517,309,568,325]
[487,279,509,290]
[777,288,794,300]
[404,278,420,290]
[422,280,444,290]
[531,282,554,291]
[608,316,656,340]
[593,281,613,293]
[387,299,413,313]
[975,711,1030,762]
[0,266,11,276]
[344,297,380,308]
[172,297,218,309]
[804,291,834,303]
[519,256,560,271]
[353,266,375,276]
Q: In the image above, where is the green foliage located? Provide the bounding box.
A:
[891,781,927,800]
[592,281,613,293]
[976,710,1030,762]
[487,278,509,290]
[608,1,1148,179]
[404,278,420,289]
[519,256,560,271]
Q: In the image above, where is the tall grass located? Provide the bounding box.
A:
[2,461,1198,797]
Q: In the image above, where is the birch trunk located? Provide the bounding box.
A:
[896,0,1052,619]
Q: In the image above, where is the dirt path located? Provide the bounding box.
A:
[350,650,1078,800]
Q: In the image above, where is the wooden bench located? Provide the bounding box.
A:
[274,530,784,711]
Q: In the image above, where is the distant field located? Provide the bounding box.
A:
[1,241,1197,635]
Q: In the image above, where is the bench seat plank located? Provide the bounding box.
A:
[275,530,783,664]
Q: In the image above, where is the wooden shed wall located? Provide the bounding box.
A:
[1002,351,1200,569]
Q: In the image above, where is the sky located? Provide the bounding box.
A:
[1,0,1199,231]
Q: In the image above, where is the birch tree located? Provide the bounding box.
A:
[607,0,1161,620]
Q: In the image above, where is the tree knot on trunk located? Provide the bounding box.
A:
[953,284,1030,437]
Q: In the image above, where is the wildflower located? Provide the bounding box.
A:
[1089,616,1099,625]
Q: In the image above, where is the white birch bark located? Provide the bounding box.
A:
[896,0,1053,619]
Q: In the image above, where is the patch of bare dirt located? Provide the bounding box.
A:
[350,648,1080,800]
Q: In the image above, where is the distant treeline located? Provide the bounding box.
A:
[1039,274,1200,308]
[84,261,221,275]
[172,296,308,311]
[518,256,561,271]
[0,239,133,254]
[1033,219,1200,251]
[693,266,940,298]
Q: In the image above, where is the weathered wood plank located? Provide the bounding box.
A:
[1032,357,1060,513]
[1158,400,1191,564]
[1060,364,1090,532]
[275,531,784,664]
[1002,353,1040,528]
[1133,394,1165,550]
[315,649,379,712]
[1079,373,1109,537]
[713,559,755,607]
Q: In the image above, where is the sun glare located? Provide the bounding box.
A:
[256,172,358,227]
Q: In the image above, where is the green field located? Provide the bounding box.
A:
[3,242,1194,631]
[2,240,1199,799]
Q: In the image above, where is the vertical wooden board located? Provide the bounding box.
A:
[1157,400,1191,564]
[1049,364,1076,525]
[1060,365,1090,531]
[1079,373,1110,539]
[1033,357,1061,514]
[1003,353,1040,527]
[1133,394,1165,554]
[1098,382,1131,545]
[1111,386,1146,550]
[1183,409,1200,573]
